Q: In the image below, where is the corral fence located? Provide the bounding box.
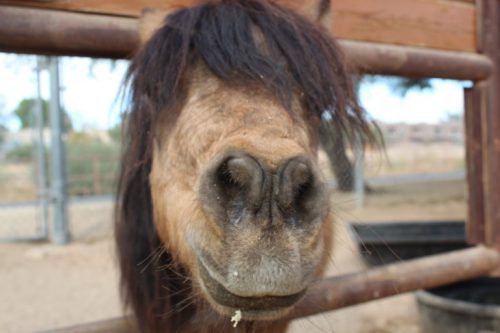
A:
[0,56,120,243]
[0,0,499,331]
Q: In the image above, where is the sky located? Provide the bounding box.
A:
[0,54,128,131]
[0,53,467,131]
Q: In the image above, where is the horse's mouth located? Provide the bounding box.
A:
[197,259,306,317]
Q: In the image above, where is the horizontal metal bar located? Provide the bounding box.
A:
[286,245,500,320]
[0,6,138,59]
[0,235,48,243]
[339,39,493,81]
[0,5,493,80]
[330,171,466,189]
[42,246,499,332]
[39,317,138,333]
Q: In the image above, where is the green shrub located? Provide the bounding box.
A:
[66,140,120,196]
[5,144,35,161]
[4,137,121,196]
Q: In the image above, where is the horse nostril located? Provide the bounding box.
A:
[218,155,265,209]
[200,153,266,226]
[277,158,312,209]
[276,157,328,224]
[286,160,311,190]
[200,153,328,228]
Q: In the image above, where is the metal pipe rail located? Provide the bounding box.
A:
[0,6,138,58]
[339,40,493,81]
[287,245,500,320]
[44,246,500,332]
[0,5,493,80]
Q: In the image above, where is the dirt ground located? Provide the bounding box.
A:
[0,179,466,333]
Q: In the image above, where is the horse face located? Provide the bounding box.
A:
[150,74,332,320]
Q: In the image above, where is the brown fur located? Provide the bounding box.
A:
[115,1,373,332]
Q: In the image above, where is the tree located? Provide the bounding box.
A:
[319,122,355,191]
[107,122,122,143]
[320,76,363,192]
[0,96,7,145]
[0,124,6,146]
[13,98,72,131]
[321,76,432,192]
[393,78,432,96]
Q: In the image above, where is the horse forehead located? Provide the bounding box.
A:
[179,92,312,161]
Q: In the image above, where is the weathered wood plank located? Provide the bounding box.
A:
[0,0,323,18]
[0,0,184,16]
[479,0,500,245]
[331,0,476,52]
[0,0,477,52]
[464,84,486,244]
[135,0,328,42]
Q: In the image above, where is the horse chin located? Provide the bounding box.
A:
[195,258,306,321]
[209,302,295,322]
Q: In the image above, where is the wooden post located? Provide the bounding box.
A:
[464,84,487,244]
[478,0,500,245]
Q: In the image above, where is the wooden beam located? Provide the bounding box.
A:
[0,0,323,19]
[464,84,487,244]
[0,0,181,16]
[137,0,329,45]
[332,0,476,52]
[479,0,500,245]
[0,0,477,52]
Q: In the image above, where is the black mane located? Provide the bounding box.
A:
[127,0,371,138]
[116,0,373,331]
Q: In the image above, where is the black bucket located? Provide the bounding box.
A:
[416,278,500,333]
[350,220,469,266]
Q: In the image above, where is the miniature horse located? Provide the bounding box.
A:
[115,0,372,332]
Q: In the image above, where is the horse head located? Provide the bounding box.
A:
[116,1,372,331]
